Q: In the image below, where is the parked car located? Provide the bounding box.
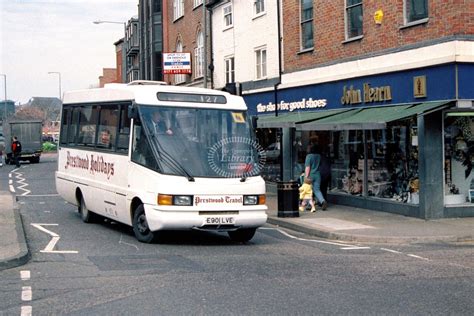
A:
[264,142,281,162]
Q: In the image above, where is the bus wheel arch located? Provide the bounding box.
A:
[76,188,97,223]
[131,201,156,243]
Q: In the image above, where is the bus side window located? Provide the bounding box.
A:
[60,107,70,145]
[97,104,119,150]
[77,106,99,147]
[117,104,131,153]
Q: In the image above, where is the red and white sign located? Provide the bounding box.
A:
[163,52,192,74]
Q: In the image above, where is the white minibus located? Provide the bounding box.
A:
[55,81,267,243]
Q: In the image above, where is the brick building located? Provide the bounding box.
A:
[240,0,474,219]
[165,0,209,87]
[99,68,118,88]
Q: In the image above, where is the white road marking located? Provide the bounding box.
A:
[14,171,31,196]
[21,286,32,301]
[259,227,370,250]
[9,179,12,184]
[9,184,15,193]
[20,194,60,197]
[31,223,79,254]
[20,270,30,281]
[380,248,403,254]
[407,254,430,261]
[21,306,32,316]
[119,234,140,251]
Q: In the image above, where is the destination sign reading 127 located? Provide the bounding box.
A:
[163,52,192,74]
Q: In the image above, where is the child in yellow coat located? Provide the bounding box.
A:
[299,177,316,212]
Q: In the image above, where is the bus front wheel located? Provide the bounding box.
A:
[79,194,97,223]
[133,205,155,243]
[228,228,256,243]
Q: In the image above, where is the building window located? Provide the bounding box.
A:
[255,0,265,15]
[225,56,235,84]
[255,47,267,79]
[345,0,363,39]
[194,31,204,78]
[175,40,186,84]
[223,4,233,28]
[444,114,474,206]
[194,0,203,8]
[173,0,184,21]
[405,0,428,24]
[153,0,162,13]
[300,0,313,50]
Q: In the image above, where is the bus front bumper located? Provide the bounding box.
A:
[143,205,268,232]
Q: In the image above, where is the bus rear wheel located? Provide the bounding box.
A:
[79,194,97,223]
[228,228,256,243]
[133,204,155,243]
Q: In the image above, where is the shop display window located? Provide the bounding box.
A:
[329,130,365,196]
[444,114,474,206]
[327,121,418,203]
[288,120,418,203]
[258,128,281,182]
[364,123,419,204]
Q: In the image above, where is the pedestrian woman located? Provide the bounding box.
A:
[11,136,22,168]
[305,144,328,210]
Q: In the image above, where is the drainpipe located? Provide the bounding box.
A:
[203,2,208,88]
[274,0,282,117]
[206,1,216,89]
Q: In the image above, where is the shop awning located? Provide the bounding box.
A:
[296,101,452,130]
[256,109,351,128]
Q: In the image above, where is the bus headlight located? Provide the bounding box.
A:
[158,194,193,206]
[244,195,265,205]
[173,195,193,206]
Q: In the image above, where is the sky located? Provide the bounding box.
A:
[0,0,138,104]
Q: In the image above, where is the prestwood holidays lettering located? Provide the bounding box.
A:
[64,151,115,179]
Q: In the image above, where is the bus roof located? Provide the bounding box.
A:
[62,81,247,110]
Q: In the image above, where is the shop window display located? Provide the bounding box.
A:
[327,119,419,204]
[330,130,365,196]
[444,115,474,205]
[364,123,419,204]
[258,128,281,182]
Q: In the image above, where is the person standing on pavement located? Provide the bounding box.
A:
[319,146,331,203]
[305,144,327,210]
[11,136,22,168]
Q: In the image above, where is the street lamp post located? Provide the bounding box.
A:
[47,71,62,99]
[0,74,6,122]
[93,20,127,83]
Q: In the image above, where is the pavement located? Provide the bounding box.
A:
[1,189,474,271]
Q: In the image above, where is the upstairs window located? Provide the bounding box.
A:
[175,40,186,84]
[194,0,203,8]
[255,0,265,15]
[225,56,235,84]
[405,0,428,24]
[255,47,267,80]
[223,4,233,28]
[345,0,363,39]
[300,0,313,50]
[173,0,184,21]
[194,31,204,78]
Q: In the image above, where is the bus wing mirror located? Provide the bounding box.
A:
[128,105,138,120]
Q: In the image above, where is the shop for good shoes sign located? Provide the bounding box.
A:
[257,98,327,113]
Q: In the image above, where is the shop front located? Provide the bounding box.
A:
[244,63,474,219]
